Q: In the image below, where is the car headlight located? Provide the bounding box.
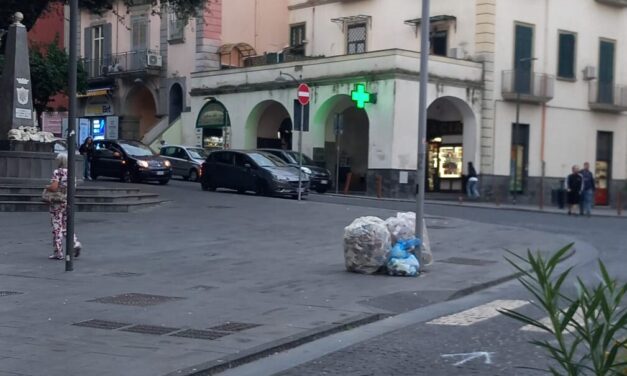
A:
[163,160,171,167]
[301,167,312,175]
[137,160,149,168]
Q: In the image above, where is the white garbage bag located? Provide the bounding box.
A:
[394,212,433,266]
[343,216,391,274]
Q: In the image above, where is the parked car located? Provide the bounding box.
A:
[51,138,80,155]
[91,139,172,184]
[159,145,208,181]
[259,149,332,193]
[200,150,309,198]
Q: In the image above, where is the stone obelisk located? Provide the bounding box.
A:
[0,12,34,141]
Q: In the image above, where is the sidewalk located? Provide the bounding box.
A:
[324,192,625,218]
[0,181,596,376]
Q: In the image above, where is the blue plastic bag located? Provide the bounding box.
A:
[389,238,422,260]
[387,254,420,276]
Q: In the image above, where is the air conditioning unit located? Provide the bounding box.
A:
[447,47,464,59]
[583,66,596,81]
[146,53,163,68]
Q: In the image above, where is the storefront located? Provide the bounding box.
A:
[195,100,231,149]
[426,118,464,192]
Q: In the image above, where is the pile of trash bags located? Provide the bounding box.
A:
[343,212,433,277]
[7,126,55,142]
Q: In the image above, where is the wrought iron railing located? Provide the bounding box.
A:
[501,70,555,103]
[589,81,627,111]
[82,49,162,79]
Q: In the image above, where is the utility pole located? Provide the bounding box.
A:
[65,0,78,271]
[415,0,430,256]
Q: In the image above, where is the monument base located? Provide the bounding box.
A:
[0,141,83,185]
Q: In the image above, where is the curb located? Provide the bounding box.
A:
[165,313,389,376]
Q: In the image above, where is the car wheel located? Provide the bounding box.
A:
[121,170,134,183]
[189,169,199,182]
[256,180,268,196]
[158,179,169,185]
[315,187,328,194]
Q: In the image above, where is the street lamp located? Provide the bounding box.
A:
[276,71,306,201]
[512,56,537,205]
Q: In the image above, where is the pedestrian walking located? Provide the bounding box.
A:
[79,137,94,180]
[466,162,480,199]
[579,162,595,217]
[44,153,82,260]
[565,165,583,216]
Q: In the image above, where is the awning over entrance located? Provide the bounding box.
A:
[78,88,112,98]
[196,100,231,128]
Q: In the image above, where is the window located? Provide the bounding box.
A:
[213,152,233,165]
[598,39,615,104]
[557,32,576,79]
[162,147,176,157]
[92,25,104,62]
[131,16,148,51]
[431,29,448,56]
[347,23,367,54]
[168,9,185,42]
[290,24,306,47]
[513,23,534,94]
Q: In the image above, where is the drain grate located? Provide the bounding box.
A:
[121,325,180,335]
[0,291,23,297]
[73,319,131,330]
[439,257,497,266]
[88,293,185,307]
[170,329,230,340]
[210,322,261,332]
[103,272,143,278]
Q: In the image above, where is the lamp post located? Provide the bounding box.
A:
[415,0,430,259]
[65,0,78,271]
[512,56,537,205]
[276,71,305,201]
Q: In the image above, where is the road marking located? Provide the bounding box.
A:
[427,299,528,326]
[441,351,495,366]
[520,309,585,333]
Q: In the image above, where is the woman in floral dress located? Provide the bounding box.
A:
[46,153,82,260]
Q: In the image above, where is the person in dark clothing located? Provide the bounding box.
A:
[79,137,94,180]
[466,162,480,199]
[579,162,595,217]
[565,165,583,215]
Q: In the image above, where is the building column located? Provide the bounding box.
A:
[195,0,221,72]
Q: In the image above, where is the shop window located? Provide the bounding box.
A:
[557,31,576,79]
[595,131,613,206]
[347,23,367,54]
[510,123,529,193]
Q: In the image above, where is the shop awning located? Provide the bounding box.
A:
[78,88,111,98]
[404,15,457,26]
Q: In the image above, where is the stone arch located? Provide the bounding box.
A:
[124,84,159,139]
[244,100,292,149]
[168,83,184,123]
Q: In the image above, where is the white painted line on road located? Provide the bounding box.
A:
[441,351,495,366]
[427,299,528,326]
[520,309,585,333]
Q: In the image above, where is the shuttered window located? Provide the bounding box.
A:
[557,32,576,79]
[514,23,533,94]
[347,23,367,54]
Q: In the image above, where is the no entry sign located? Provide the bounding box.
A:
[297,83,310,106]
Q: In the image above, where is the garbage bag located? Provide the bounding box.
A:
[389,237,422,259]
[395,212,433,266]
[387,254,420,277]
[385,216,413,244]
[343,216,391,274]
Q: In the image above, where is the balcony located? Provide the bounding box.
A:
[243,51,322,68]
[595,0,627,7]
[588,81,627,112]
[501,70,555,103]
[83,50,163,80]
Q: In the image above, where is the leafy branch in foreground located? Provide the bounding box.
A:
[499,244,627,375]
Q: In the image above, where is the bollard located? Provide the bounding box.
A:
[375,175,383,198]
[343,172,352,195]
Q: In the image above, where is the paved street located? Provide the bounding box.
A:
[0,180,618,376]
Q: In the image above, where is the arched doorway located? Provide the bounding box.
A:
[316,94,369,192]
[245,100,292,149]
[169,83,183,123]
[426,96,477,192]
[125,85,158,139]
[196,100,231,149]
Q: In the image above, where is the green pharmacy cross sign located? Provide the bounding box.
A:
[351,84,376,109]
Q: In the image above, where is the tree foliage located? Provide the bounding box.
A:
[1,0,206,32]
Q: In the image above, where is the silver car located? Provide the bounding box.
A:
[159,145,208,181]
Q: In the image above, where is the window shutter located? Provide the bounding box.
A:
[104,23,112,66]
[558,33,575,79]
[84,27,92,60]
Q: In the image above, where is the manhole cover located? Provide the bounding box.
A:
[121,325,180,335]
[73,319,131,330]
[88,293,185,307]
[103,272,143,278]
[439,257,497,266]
[0,291,22,297]
[170,329,230,340]
[207,205,232,209]
[210,322,260,332]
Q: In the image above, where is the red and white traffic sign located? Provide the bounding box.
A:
[297,83,310,106]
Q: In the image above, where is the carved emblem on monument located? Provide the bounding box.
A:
[16,87,29,105]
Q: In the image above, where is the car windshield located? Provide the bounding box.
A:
[187,148,208,160]
[247,152,287,167]
[119,141,155,157]
[284,151,314,165]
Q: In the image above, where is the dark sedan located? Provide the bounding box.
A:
[200,150,309,198]
[91,140,172,184]
[259,149,332,193]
